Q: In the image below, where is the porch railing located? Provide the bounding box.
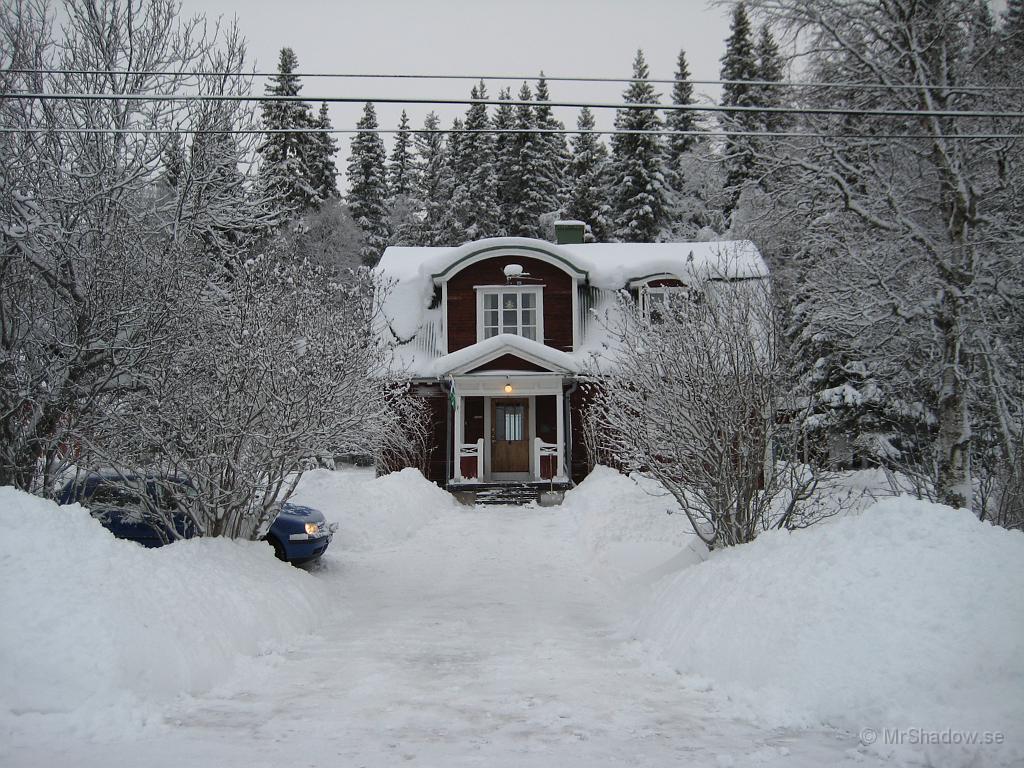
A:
[457,438,484,481]
[534,438,563,480]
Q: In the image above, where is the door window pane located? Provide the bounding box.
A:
[496,404,524,441]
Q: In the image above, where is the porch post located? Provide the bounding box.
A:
[453,393,464,481]
[555,387,565,479]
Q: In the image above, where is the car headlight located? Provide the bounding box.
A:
[304,522,320,536]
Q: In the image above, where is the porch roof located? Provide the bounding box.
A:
[430,334,579,377]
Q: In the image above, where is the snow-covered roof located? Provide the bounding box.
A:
[374,237,768,378]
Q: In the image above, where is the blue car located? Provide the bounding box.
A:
[57,472,336,566]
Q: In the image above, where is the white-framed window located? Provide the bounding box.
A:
[641,285,696,322]
[477,286,543,342]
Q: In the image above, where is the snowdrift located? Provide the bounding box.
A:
[632,496,1024,764]
[562,466,710,586]
[0,486,328,737]
[290,466,459,552]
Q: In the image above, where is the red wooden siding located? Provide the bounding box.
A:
[446,256,574,353]
[469,354,550,373]
[535,395,557,444]
[463,397,484,443]
[570,385,597,484]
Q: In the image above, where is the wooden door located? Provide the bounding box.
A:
[491,398,530,474]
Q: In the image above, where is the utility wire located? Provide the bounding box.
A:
[6,68,1024,93]
[3,127,1019,140]
[4,92,1023,120]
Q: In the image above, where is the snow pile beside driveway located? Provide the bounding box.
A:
[562,466,709,586]
[632,496,1024,765]
[290,466,459,552]
[0,486,328,738]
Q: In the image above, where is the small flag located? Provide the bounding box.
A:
[448,375,456,410]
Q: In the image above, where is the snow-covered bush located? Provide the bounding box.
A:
[587,277,825,548]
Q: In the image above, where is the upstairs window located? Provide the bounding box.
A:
[641,285,697,323]
[478,287,542,342]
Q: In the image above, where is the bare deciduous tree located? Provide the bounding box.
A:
[587,278,825,549]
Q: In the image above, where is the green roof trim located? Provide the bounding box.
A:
[430,244,589,282]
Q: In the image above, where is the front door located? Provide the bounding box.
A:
[491,398,530,475]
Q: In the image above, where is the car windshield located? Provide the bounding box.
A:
[84,485,142,507]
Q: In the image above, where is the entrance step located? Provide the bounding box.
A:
[447,482,572,507]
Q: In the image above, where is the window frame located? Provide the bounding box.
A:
[640,285,696,322]
[475,285,544,343]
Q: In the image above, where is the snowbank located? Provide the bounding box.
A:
[562,466,709,587]
[290,466,459,552]
[0,487,328,738]
[632,496,1024,765]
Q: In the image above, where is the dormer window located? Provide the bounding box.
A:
[641,285,696,322]
[477,286,543,342]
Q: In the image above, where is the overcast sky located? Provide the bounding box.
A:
[177,0,737,153]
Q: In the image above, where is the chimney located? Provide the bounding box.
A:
[554,220,586,245]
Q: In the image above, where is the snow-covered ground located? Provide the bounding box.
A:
[1,467,1021,767]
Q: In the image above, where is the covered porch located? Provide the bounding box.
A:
[449,372,569,486]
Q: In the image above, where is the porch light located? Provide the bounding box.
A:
[504,378,513,394]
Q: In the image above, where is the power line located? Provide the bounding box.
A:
[6,68,1024,93]
[3,127,1019,140]
[4,92,1023,120]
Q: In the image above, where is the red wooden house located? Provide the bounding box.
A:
[374,222,767,502]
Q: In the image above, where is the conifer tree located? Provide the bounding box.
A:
[437,118,467,243]
[609,49,668,242]
[719,3,760,217]
[563,107,612,241]
[345,102,391,265]
[411,111,450,246]
[1004,0,1024,55]
[388,110,416,200]
[307,101,339,200]
[666,48,698,164]
[508,82,546,238]
[161,131,185,190]
[448,82,501,240]
[492,88,519,227]
[257,47,319,213]
[754,26,785,133]
[533,73,569,212]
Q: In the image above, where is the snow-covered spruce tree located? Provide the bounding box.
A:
[533,74,570,215]
[666,48,698,168]
[718,2,760,219]
[388,109,416,200]
[307,102,340,201]
[504,83,546,238]
[1006,0,1024,54]
[346,102,391,265]
[609,49,669,242]
[387,110,421,245]
[0,0,273,494]
[662,47,716,238]
[563,107,612,241]
[257,47,320,214]
[492,87,519,231]
[753,25,785,133]
[436,117,469,243]
[410,111,451,246]
[747,0,1023,511]
[447,82,502,240]
[588,277,825,549]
